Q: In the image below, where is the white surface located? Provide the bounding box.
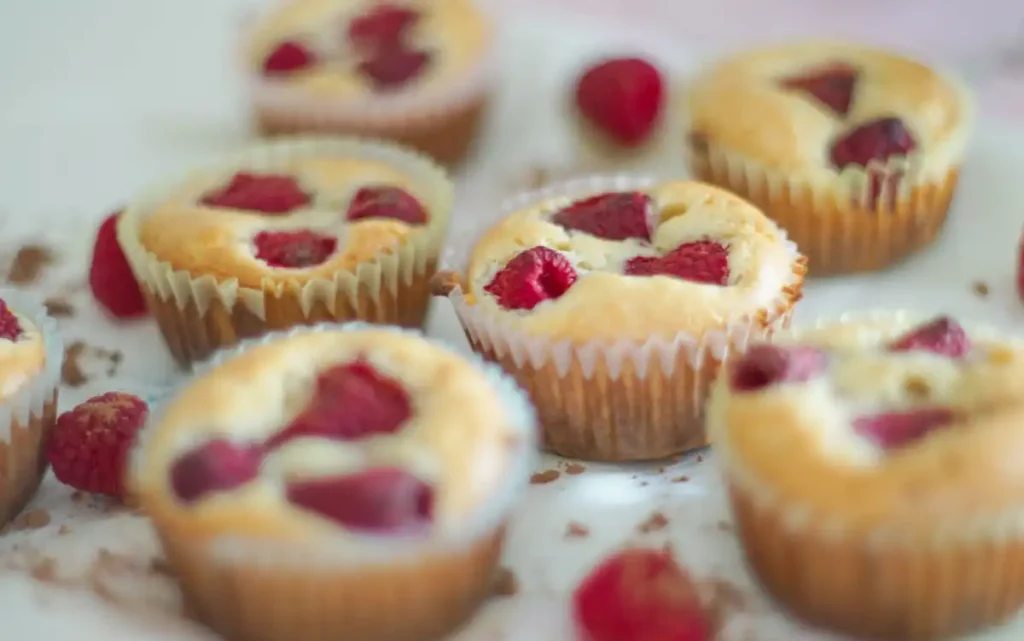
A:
[3,2,1024,640]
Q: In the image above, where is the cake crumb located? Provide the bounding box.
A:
[563,462,586,475]
[696,454,704,463]
[12,509,50,531]
[57,524,73,536]
[530,470,560,484]
[565,521,590,538]
[491,567,519,597]
[972,281,990,298]
[61,341,88,387]
[44,297,75,318]
[149,557,175,577]
[700,577,748,635]
[29,557,58,583]
[7,244,55,284]
[672,475,690,483]
[637,511,670,534]
[716,520,733,533]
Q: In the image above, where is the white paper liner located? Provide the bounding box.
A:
[0,288,62,443]
[132,321,538,569]
[709,309,1024,549]
[241,0,498,129]
[117,136,453,321]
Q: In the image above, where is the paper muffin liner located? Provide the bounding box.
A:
[438,175,807,462]
[686,77,974,276]
[242,0,497,166]
[0,289,62,527]
[134,322,537,641]
[117,136,454,368]
[710,310,1024,639]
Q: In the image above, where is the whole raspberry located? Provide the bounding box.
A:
[253,230,338,268]
[347,4,420,52]
[780,62,858,116]
[286,467,433,532]
[346,186,428,224]
[484,246,579,311]
[0,298,23,341]
[263,41,316,76]
[729,344,828,392]
[47,392,149,499]
[888,316,971,358]
[624,241,730,285]
[551,192,652,241]
[575,57,664,147]
[170,439,263,503]
[89,210,148,319]
[853,407,954,450]
[573,548,711,641]
[358,47,432,89]
[201,172,311,214]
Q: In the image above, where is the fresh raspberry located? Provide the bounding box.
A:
[358,47,432,89]
[550,192,652,241]
[780,62,858,116]
[89,210,148,319]
[624,241,730,285]
[346,186,428,225]
[201,172,311,214]
[573,548,711,641]
[263,41,316,76]
[730,344,828,392]
[0,298,23,341]
[285,467,433,532]
[830,118,916,171]
[47,392,149,499]
[253,230,337,268]
[853,408,954,450]
[347,4,420,52]
[575,57,664,147]
[484,246,578,311]
[888,316,971,358]
[266,360,412,449]
[169,439,264,503]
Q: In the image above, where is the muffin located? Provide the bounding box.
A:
[432,176,806,462]
[709,312,1024,639]
[242,0,495,166]
[130,323,536,641]
[0,290,62,527]
[117,136,453,367]
[685,41,974,275]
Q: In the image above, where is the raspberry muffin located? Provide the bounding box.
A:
[243,0,495,166]
[0,290,62,527]
[709,312,1024,639]
[433,176,806,462]
[117,137,452,366]
[685,41,973,274]
[130,323,535,641]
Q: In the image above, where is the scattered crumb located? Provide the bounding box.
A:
[44,297,75,318]
[972,281,990,298]
[716,520,734,533]
[639,481,649,487]
[149,557,174,577]
[637,511,670,534]
[11,509,50,531]
[491,567,519,597]
[672,475,690,483]
[7,244,55,284]
[61,341,88,387]
[563,462,586,475]
[696,454,704,463]
[656,466,666,474]
[29,557,58,582]
[57,524,73,536]
[565,521,590,538]
[700,577,748,635]
[71,491,86,503]
[530,470,560,485]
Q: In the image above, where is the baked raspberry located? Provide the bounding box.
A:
[0,298,22,341]
[573,548,711,641]
[266,360,412,449]
[170,439,263,503]
[550,192,652,242]
[780,62,858,116]
[285,467,433,532]
[253,230,337,268]
[89,210,148,319]
[201,172,311,214]
[730,344,828,392]
[624,241,730,285]
[47,392,149,499]
[359,47,432,89]
[347,4,420,52]
[830,117,916,170]
[575,57,664,147]
[346,186,428,225]
[484,246,578,311]
[853,408,954,450]
[263,41,316,76]
[888,316,971,358]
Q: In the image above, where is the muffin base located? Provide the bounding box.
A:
[729,482,1024,639]
[0,397,58,527]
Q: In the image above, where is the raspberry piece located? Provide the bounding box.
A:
[346,186,428,225]
[888,316,971,358]
[573,548,711,641]
[780,62,858,116]
[286,467,433,532]
[853,408,954,450]
[550,192,652,242]
[253,230,337,268]
[830,118,916,170]
[0,299,22,341]
[624,241,730,285]
[266,360,412,449]
[575,57,664,147]
[263,41,316,76]
[730,344,828,392]
[47,392,149,499]
[170,439,263,503]
[347,4,420,52]
[89,210,148,319]
[484,246,578,311]
[201,172,311,214]
[358,47,432,89]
